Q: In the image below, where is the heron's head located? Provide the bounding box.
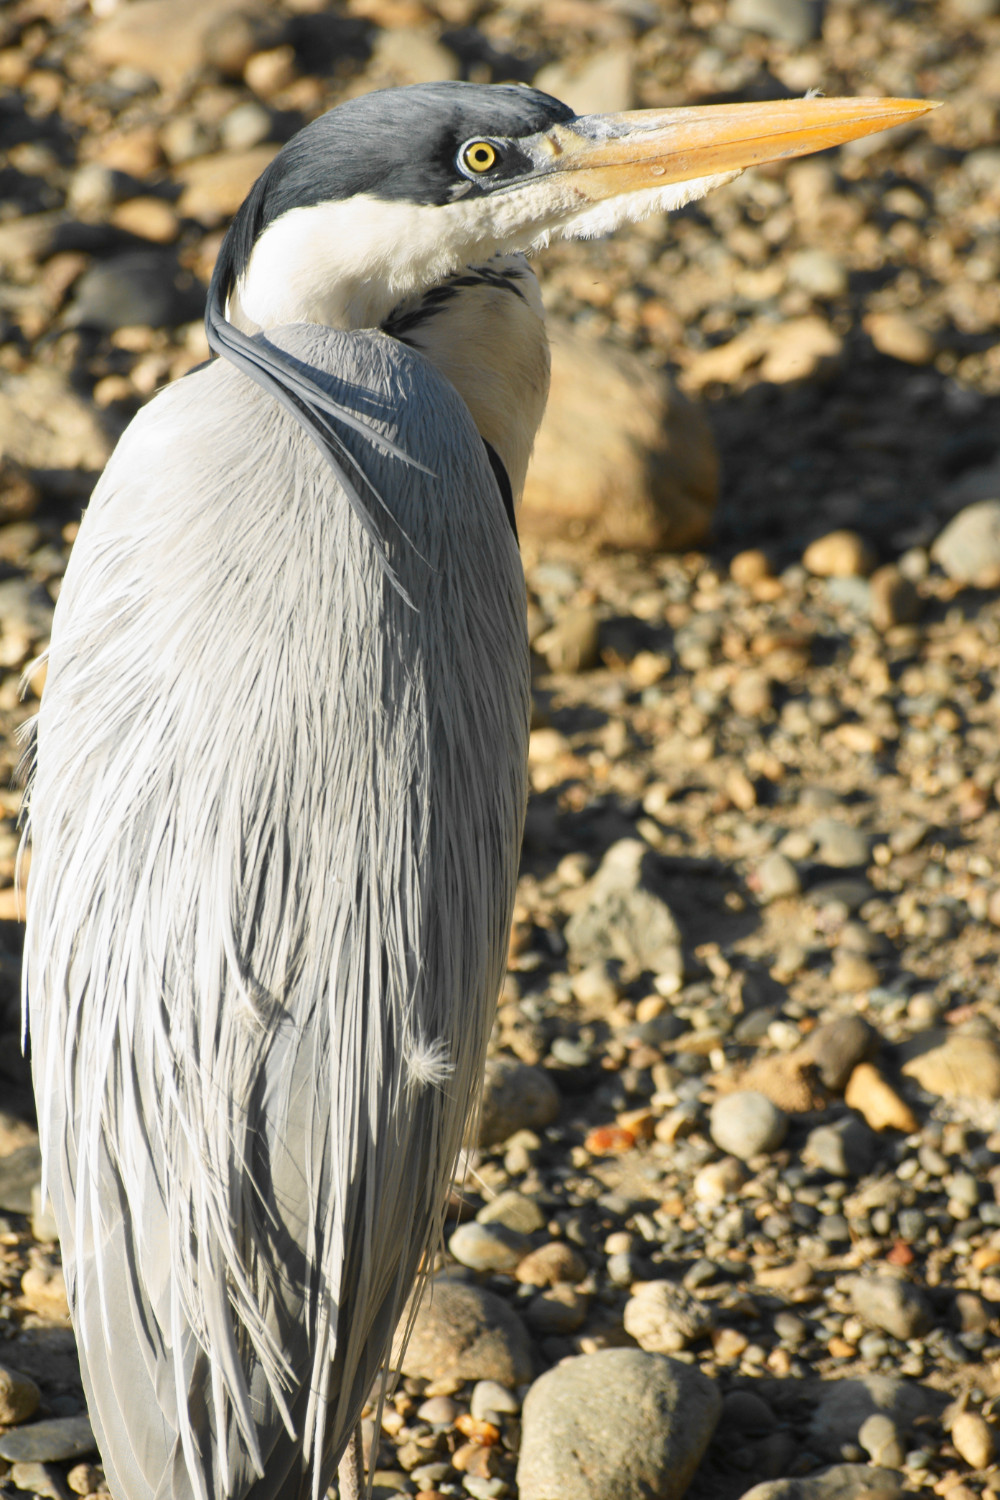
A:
[214,81,935,333]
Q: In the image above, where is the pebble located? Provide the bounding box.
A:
[865,311,936,365]
[801,1017,877,1092]
[692,1156,746,1205]
[469,1381,520,1422]
[534,609,600,673]
[563,839,683,977]
[843,1063,917,1133]
[525,1284,589,1335]
[0,1416,97,1464]
[623,1281,714,1353]
[20,1261,70,1320]
[869,565,921,631]
[849,1276,932,1340]
[858,1413,905,1467]
[810,819,872,869]
[517,1348,721,1500]
[515,1242,587,1287]
[753,851,802,903]
[477,1190,545,1235]
[804,1116,878,1178]
[396,1280,533,1386]
[807,1375,942,1457]
[830,953,880,993]
[803,530,877,579]
[932,500,1000,588]
[727,0,821,42]
[448,1222,531,1274]
[787,248,848,299]
[478,1058,560,1148]
[950,1409,995,1468]
[0,1364,40,1426]
[10,1461,71,1500]
[415,1395,458,1426]
[710,1091,787,1160]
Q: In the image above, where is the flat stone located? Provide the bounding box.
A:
[738,1465,903,1500]
[525,1284,589,1335]
[710,1091,787,1160]
[478,1058,559,1148]
[869,565,921,631]
[803,530,877,579]
[807,1375,944,1457]
[534,608,600,673]
[902,1031,1000,1100]
[753,851,801,903]
[848,1275,932,1340]
[174,145,280,223]
[857,1413,905,1468]
[865,311,936,365]
[395,1279,533,1386]
[9,1461,71,1500]
[809,819,872,868]
[86,0,268,91]
[64,250,205,331]
[564,839,682,978]
[534,47,634,115]
[517,1348,721,1500]
[843,1063,917,1133]
[470,1380,520,1421]
[515,1242,587,1287]
[0,1416,97,1464]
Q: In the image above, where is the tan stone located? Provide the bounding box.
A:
[951,1410,995,1469]
[87,0,268,92]
[520,321,718,552]
[803,529,877,578]
[0,368,112,472]
[110,197,180,244]
[902,1033,1000,1101]
[844,1062,918,1133]
[21,1261,70,1321]
[175,145,279,223]
[865,311,936,365]
[739,1052,823,1113]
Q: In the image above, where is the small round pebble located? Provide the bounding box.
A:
[950,1409,995,1468]
[449,1222,531,1273]
[710,1090,787,1160]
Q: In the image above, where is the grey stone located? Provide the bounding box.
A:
[0,1144,43,1216]
[517,1348,721,1500]
[801,1016,877,1091]
[727,0,822,43]
[0,1416,97,1464]
[806,1375,945,1457]
[804,1116,878,1178]
[787,248,848,299]
[849,1276,933,1340]
[395,1279,532,1386]
[738,1465,903,1500]
[448,1221,531,1273]
[623,1280,714,1353]
[932,499,1000,586]
[469,1380,520,1422]
[563,840,682,977]
[710,1091,787,1160]
[478,1058,559,1148]
[64,251,205,332]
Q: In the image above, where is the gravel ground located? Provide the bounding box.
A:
[1,1,1000,1498]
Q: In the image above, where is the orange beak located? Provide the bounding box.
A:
[540,95,939,195]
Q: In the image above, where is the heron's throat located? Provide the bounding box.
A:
[381,259,550,505]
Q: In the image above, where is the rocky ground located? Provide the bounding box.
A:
[1,0,1000,1498]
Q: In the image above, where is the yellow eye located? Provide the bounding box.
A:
[462,140,498,174]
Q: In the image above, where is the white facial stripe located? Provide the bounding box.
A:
[233,168,744,333]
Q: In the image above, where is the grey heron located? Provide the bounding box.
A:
[21,80,935,1500]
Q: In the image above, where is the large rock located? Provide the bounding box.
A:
[394,1279,533,1386]
[520,321,718,551]
[563,839,683,980]
[0,369,112,473]
[848,1275,932,1340]
[174,146,280,224]
[517,1348,720,1500]
[901,1030,1000,1100]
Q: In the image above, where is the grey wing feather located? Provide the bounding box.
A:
[22,324,530,1500]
